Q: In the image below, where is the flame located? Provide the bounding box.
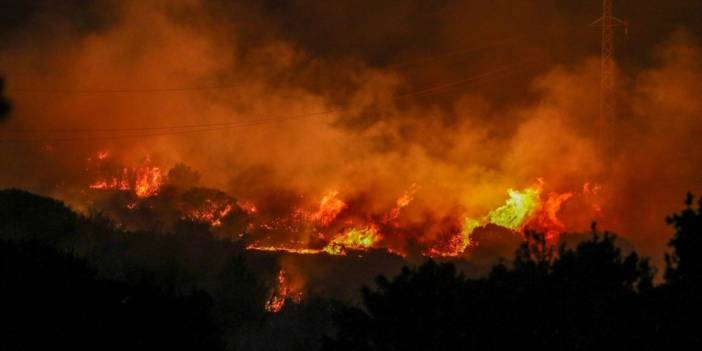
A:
[383,183,418,223]
[488,185,542,230]
[85,154,582,258]
[88,156,162,198]
[525,192,574,242]
[265,270,302,313]
[134,165,162,198]
[310,190,347,226]
[185,199,234,227]
[323,225,382,255]
[89,168,131,191]
[424,181,575,257]
[247,244,324,255]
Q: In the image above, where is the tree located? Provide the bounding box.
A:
[665,193,702,287]
[323,231,654,350]
[0,240,224,351]
[0,77,10,121]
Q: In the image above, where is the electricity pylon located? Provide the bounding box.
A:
[591,0,627,151]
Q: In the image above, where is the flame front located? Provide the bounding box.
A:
[85,154,589,258]
[87,153,163,198]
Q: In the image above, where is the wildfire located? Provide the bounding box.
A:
[84,153,591,259]
[384,183,418,223]
[87,155,163,198]
[134,165,162,198]
[185,200,234,227]
[311,190,347,226]
[238,200,257,215]
[424,181,575,257]
[323,226,382,255]
[265,270,302,313]
[527,192,574,242]
[488,184,543,230]
[88,168,131,191]
[246,244,324,255]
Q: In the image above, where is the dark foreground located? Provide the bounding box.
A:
[1,189,702,350]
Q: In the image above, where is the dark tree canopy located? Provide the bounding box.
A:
[4,189,702,350]
[323,231,654,351]
[665,193,702,286]
[0,77,10,121]
[0,240,224,351]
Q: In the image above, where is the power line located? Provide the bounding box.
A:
[0,111,335,142]
[5,41,523,95]
[5,85,242,94]
[0,59,541,143]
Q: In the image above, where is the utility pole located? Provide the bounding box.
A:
[591,0,627,152]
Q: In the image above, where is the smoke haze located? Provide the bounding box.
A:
[1,0,702,265]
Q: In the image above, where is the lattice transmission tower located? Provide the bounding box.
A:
[591,0,627,150]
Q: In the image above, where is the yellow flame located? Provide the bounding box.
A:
[488,187,541,230]
[323,226,381,255]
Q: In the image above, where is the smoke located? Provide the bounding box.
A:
[0,0,701,267]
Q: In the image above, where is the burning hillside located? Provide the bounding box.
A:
[83,151,599,260]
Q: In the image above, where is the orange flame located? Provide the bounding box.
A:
[134,165,162,198]
[526,192,574,242]
[383,183,418,223]
[310,190,347,226]
[238,200,257,215]
[185,200,234,227]
[265,270,302,313]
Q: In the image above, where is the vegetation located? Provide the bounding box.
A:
[323,195,702,350]
[2,188,702,350]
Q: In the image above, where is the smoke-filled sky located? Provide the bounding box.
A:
[1,0,702,263]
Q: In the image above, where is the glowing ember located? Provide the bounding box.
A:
[238,200,257,215]
[265,270,302,313]
[89,168,131,191]
[186,200,234,227]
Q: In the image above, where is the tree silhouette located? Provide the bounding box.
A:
[324,231,654,350]
[0,77,10,121]
[665,193,702,286]
[649,193,702,348]
[0,240,224,350]
[0,189,267,349]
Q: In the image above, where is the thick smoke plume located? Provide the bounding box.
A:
[1,0,701,267]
